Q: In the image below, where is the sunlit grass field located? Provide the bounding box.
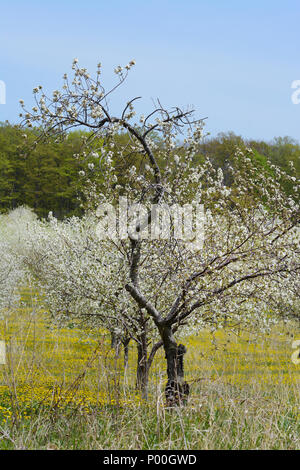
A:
[0,286,299,449]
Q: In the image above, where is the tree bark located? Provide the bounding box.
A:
[136,330,149,400]
[122,338,130,370]
[110,332,121,357]
[159,325,190,406]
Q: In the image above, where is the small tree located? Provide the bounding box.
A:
[21,60,300,405]
[0,207,32,314]
[21,212,160,396]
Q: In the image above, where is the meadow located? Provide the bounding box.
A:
[0,285,299,450]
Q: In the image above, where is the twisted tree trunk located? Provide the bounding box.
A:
[159,326,190,406]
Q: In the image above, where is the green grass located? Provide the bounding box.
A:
[0,286,299,449]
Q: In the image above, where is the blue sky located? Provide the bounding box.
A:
[1,0,300,141]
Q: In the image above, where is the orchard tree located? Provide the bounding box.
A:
[20,59,300,405]
[0,240,23,314]
[20,212,161,395]
[0,207,32,314]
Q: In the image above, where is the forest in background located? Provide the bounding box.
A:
[0,122,299,219]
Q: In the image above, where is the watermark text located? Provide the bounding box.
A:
[0,81,6,105]
[95,197,205,251]
[291,80,300,104]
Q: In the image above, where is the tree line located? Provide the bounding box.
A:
[0,122,299,219]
